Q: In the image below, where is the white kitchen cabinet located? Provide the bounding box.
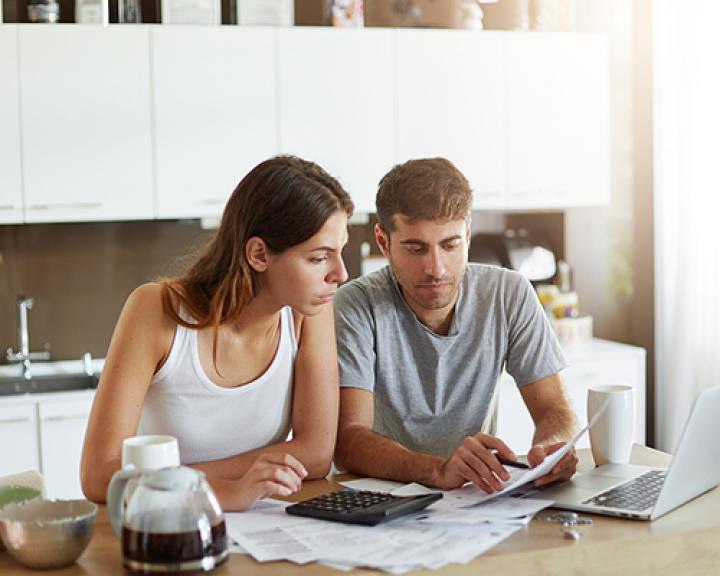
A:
[0,26,23,224]
[277,27,395,214]
[18,25,154,223]
[152,27,278,219]
[0,389,93,499]
[0,402,39,477]
[496,339,645,455]
[3,26,610,223]
[395,30,506,210]
[38,394,94,499]
[505,33,610,209]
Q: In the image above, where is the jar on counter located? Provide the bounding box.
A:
[28,0,60,22]
[118,0,141,23]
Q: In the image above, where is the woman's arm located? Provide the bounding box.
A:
[80,283,175,502]
[190,303,340,480]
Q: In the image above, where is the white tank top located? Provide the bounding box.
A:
[137,306,297,464]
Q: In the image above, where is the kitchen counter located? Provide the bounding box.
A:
[1,446,719,576]
[0,359,104,398]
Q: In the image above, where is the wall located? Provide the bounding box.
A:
[564,0,655,443]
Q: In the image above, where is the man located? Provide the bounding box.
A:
[334,158,578,492]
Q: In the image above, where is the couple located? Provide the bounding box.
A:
[81,155,578,511]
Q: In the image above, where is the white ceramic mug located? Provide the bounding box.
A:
[107,435,180,536]
[120,435,180,471]
[587,385,635,466]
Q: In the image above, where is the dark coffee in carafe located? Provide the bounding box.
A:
[122,519,228,572]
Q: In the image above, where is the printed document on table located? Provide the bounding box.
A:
[225,498,523,574]
[394,403,607,509]
[413,495,553,525]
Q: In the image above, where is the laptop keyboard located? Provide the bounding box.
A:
[583,470,667,511]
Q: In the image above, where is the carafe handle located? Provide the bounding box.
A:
[107,466,141,538]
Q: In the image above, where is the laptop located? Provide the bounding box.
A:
[538,386,720,520]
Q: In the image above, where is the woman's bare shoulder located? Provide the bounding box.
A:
[122,282,177,333]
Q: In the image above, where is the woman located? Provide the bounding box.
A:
[81,155,353,511]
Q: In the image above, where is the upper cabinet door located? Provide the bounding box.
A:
[566,35,610,207]
[396,29,506,210]
[506,33,610,209]
[19,26,154,223]
[0,26,23,224]
[153,27,278,220]
[277,28,395,214]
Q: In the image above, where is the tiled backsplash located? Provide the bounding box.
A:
[0,221,212,361]
[0,219,372,361]
[0,212,561,362]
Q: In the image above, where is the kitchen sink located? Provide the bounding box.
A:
[0,373,99,396]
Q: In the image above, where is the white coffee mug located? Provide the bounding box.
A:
[587,385,635,466]
[121,434,180,471]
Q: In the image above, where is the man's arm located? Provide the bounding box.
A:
[519,373,579,486]
[335,388,516,492]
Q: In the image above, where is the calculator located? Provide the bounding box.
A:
[285,488,443,526]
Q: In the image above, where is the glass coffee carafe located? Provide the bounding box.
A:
[108,466,228,574]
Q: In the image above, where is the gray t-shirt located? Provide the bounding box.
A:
[335,263,566,457]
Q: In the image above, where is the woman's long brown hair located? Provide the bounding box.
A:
[159,155,353,367]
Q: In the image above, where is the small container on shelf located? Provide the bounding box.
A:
[331,0,363,27]
[27,0,60,22]
[162,0,220,24]
[118,0,141,22]
[76,0,108,24]
[535,283,559,312]
[552,315,593,346]
[237,0,293,26]
[551,290,579,319]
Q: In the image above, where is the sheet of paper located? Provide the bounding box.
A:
[339,478,407,493]
[296,519,520,573]
[225,496,523,574]
[395,403,607,509]
[225,499,322,563]
[413,496,553,526]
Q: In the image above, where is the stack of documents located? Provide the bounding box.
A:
[226,495,549,573]
[226,415,600,572]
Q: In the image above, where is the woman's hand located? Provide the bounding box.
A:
[229,453,308,511]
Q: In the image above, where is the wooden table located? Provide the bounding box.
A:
[2,446,719,575]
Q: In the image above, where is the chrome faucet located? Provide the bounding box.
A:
[6,296,51,380]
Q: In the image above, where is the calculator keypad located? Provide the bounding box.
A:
[286,489,442,525]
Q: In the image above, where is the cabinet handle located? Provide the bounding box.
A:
[199,198,225,205]
[0,204,16,211]
[508,190,568,198]
[0,417,31,424]
[29,202,103,211]
[42,415,86,422]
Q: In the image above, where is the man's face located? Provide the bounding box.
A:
[375,216,470,318]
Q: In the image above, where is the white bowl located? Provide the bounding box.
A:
[0,499,97,569]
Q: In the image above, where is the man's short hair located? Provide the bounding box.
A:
[376,158,473,233]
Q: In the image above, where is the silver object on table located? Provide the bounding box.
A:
[0,499,97,569]
[534,511,593,540]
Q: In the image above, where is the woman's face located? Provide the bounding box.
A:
[261,210,349,316]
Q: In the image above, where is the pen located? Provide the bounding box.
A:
[496,455,530,469]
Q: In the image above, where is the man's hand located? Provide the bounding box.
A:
[527,442,578,487]
[432,433,518,492]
